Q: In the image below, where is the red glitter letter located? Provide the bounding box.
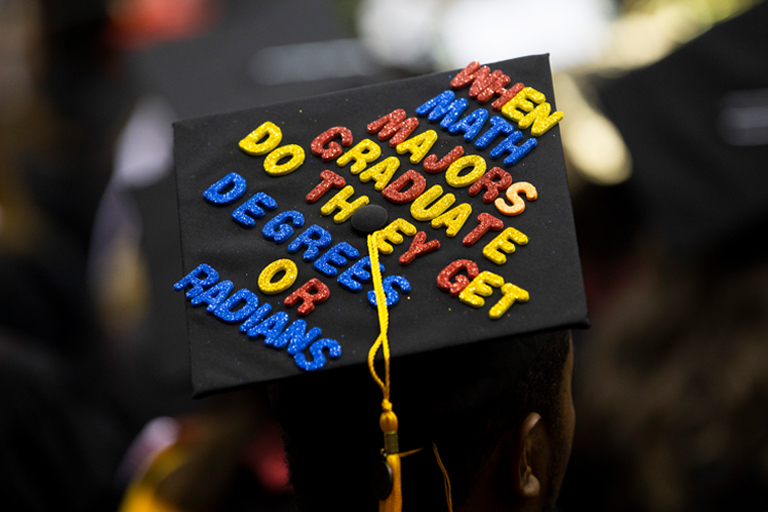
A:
[462,213,504,247]
[422,145,464,174]
[468,166,513,204]
[491,82,525,111]
[469,69,511,103]
[450,61,482,89]
[306,170,346,204]
[311,127,353,162]
[367,109,420,148]
[284,278,330,316]
[436,259,480,297]
[382,169,427,205]
[399,231,441,266]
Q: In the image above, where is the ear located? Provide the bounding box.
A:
[511,412,543,498]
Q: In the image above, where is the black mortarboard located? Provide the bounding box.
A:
[596,2,768,259]
[172,54,587,398]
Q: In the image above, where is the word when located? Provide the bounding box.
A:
[449,60,564,137]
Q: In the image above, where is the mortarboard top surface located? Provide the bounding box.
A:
[173,54,588,397]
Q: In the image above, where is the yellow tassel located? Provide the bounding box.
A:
[379,408,402,512]
[366,227,453,512]
[382,452,402,512]
[367,232,403,512]
[433,443,454,512]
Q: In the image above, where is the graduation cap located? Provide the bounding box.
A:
[172,54,587,510]
[595,1,768,260]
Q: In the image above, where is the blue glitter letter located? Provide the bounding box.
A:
[274,319,322,354]
[367,275,411,307]
[247,311,289,346]
[287,224,332,262]
[490,132,537,166]
[173,263,219,298]
[191,280,234,311]
[313,242,360,277]
[294,338,342,371]
[203,172,247,204]
[448,108,490,142]
[232,192,278,227]
[337,256,384,292]
[474,116,515,150]
[262,210,305,244]
[214,288,259,322]
[415,90,469,130]
[239,303,273,333]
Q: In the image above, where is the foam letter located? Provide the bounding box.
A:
[239,121,282,155]
[482,227,528,265]
[336,139,381,175]
[311,126,353,162]
[367,109,420,147]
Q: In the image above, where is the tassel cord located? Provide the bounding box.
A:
[367,233,402,512]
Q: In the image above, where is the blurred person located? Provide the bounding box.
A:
[558,2,768,510]
[117,390,297,512]
[561,242,768,512]
[0,0,138,509]
[0,0,129,352]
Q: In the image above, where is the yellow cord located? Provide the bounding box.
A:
[367,232,403,512]
[366,231,455,512]
[367,232,391,399]
[399,448,423,458]
[432,443,454,512]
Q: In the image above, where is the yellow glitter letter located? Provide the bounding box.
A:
[445,155,486,188]
[376,218,417,254]
[501,87,563,136]
[482,227,528,265]
[489,282,529,319]
[358,156,401,191]
[395,130,438,164]
[239,121,282,156]
[431,203,472,237]
[264,144,305,176]
[336,139,381,175]
[458,271,504,308]
[410,185,456,222]
[320,186,370,224]
[258,258,298,294]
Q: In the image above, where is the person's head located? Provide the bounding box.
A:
[271,329,574,512]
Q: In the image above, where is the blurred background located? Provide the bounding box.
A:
[1,0,767,510]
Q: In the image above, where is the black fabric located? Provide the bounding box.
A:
[0,331,128,512]
[597,2,768,259]
[173,54,588,395]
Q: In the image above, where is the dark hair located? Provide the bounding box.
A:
[271,329,571,511]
